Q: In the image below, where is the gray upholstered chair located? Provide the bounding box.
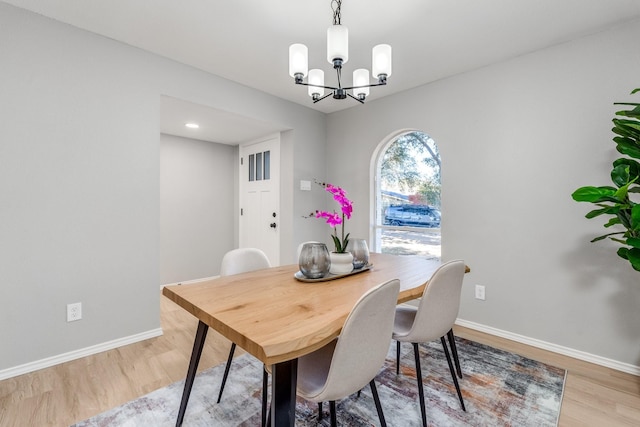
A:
[393,260,466,427]
[216,248,271,425]
[266,278,400,427]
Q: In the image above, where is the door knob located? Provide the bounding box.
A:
[270,222,277,228]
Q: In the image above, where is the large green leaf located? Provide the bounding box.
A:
[616,136,640,158]
[618,210,632,229]
[614,118,640,131]
[614,124,640,143]
[585,206,617,219]
[627,247,640,271]
[614,182,632,200]
[612,236,630,244]
[613,157,640,167]
[616,106,640,118]
[614,136,636,146]
[627,237,640,248]
[613,158,640,181]
[604,217,622,227]
[632,88,640,94]
[618,247,629,260]
[613,120,640,137]
[591,231,624,242]
[618,247,640,270]
[632,204,640,230]
[613,129,637,141]
[571,186,617,202]
[611,164,630,187]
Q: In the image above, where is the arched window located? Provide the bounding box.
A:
[371,130,441,259]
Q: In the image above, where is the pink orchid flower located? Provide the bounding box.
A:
[311,182,353,253]
[316,210,342,228]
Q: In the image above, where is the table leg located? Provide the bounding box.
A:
[176,320,208,427]
[270,358,297,427]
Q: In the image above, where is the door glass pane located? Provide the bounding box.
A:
[249,154,255,182]
[256,152,263,181]
[264,150,270,180]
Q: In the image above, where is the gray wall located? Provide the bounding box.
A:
[160,134,236,285]
[0,3,327,372]
[326,20,640,366]
[2,1,639,374]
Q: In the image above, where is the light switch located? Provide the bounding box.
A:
[300,180,311,191]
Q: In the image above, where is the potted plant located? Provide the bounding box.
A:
[312,181,354,274]
[572,88,640,270]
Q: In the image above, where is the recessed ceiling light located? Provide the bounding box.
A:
[185,123,199,129]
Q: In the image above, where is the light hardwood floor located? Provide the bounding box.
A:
[1,295,639,426]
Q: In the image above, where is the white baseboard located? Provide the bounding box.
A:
[5,313,637,381]
[456,319,640,376]
[0,328,163,381]
[160,275,219,289]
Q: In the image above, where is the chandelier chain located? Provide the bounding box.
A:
[331,0,342,25]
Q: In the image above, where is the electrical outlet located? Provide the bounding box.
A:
[475,285,486,301]
[67,302,82,322]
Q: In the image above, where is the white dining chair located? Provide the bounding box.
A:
[216,248,271,426]
[266,278,400,427]
[393,259,466,427]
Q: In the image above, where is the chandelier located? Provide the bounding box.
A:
[288,0,392,104]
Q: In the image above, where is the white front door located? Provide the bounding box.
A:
[239,135,280,266]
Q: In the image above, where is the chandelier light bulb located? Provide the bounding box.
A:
[353,69,370,99]
[289,43,308,78]
[327,25,349,65]
[372,44,392,80]
[308,69,325,98]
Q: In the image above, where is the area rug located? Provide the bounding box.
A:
[72,337,565,426]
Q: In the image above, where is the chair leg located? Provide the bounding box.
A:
[329,400,337,427]
[318,402,323,420]
[370,380,387,427]
[216,342,236,403]
[412,343,428,427]
[440,336,466,411]
[396,340,401,375]
[447,329,462,378]
[261,366,268,427]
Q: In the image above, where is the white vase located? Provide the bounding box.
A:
[329,252,354,275]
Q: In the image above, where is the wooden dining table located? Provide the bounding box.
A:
[163,253,464,426]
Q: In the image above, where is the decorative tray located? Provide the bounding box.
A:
[294,264,373,283]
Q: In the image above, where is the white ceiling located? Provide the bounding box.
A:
[160,96,286,145]
[5,0,640,143]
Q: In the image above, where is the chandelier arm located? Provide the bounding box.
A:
[313,93,334,103]
[341,82,388,91]
[346,93,365,104]
[294,82,340,91]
